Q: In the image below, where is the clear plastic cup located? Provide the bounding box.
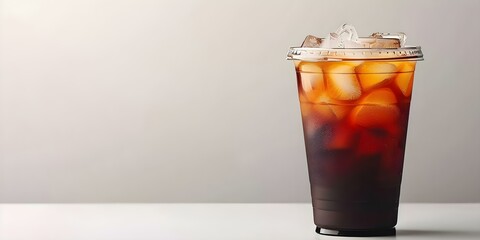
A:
[287,25,423,237]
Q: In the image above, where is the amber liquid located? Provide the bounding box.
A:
[296,61,416,230]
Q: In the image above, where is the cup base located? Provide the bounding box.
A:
[316,227,396,237]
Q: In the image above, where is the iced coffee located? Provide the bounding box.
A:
[287,24,423,236]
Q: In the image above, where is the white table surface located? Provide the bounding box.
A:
[1,203,479,240]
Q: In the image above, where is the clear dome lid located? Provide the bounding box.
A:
[287,24,423,61]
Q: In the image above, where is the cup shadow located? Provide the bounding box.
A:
[397,229,480,238]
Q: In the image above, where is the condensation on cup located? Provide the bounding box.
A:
[287,24,423,237]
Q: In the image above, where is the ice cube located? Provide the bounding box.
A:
[299,79,352,119]
[299,62,323,73]
[394,62,416,97]
[327,74,362,101]
[351,105,400,128]
[351,88,399,127]
[307,91,346,105]
[335,24,359,42]
[399,61,416,72]
[323,61,363,73]
[395,72,414,97]
[361,88,398,105]
[299,72,325,102]
[356,62,397,91]
[371,32,407,48]
[326,65,361,101]
[356,62,397,74]
[324,24,365,48]
[301,35,323,48]
[301,77,313,95]
[299,25,408,49]
[392,61,416,72]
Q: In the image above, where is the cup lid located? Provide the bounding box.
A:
[287,24,423,61]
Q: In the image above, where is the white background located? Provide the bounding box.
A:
[0,0,479,203]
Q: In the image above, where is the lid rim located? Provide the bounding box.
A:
[286,57,424,61]
[290,46,421,50]
[287,46,423,61]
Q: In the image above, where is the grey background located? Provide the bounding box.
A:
[0,0,479,203]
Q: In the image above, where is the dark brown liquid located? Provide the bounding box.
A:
[296,61,415,230]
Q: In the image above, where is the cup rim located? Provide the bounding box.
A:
[287,46,423,61]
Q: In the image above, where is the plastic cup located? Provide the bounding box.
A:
[287,26,423,237]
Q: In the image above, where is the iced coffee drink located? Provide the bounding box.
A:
[287,24,423,237]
